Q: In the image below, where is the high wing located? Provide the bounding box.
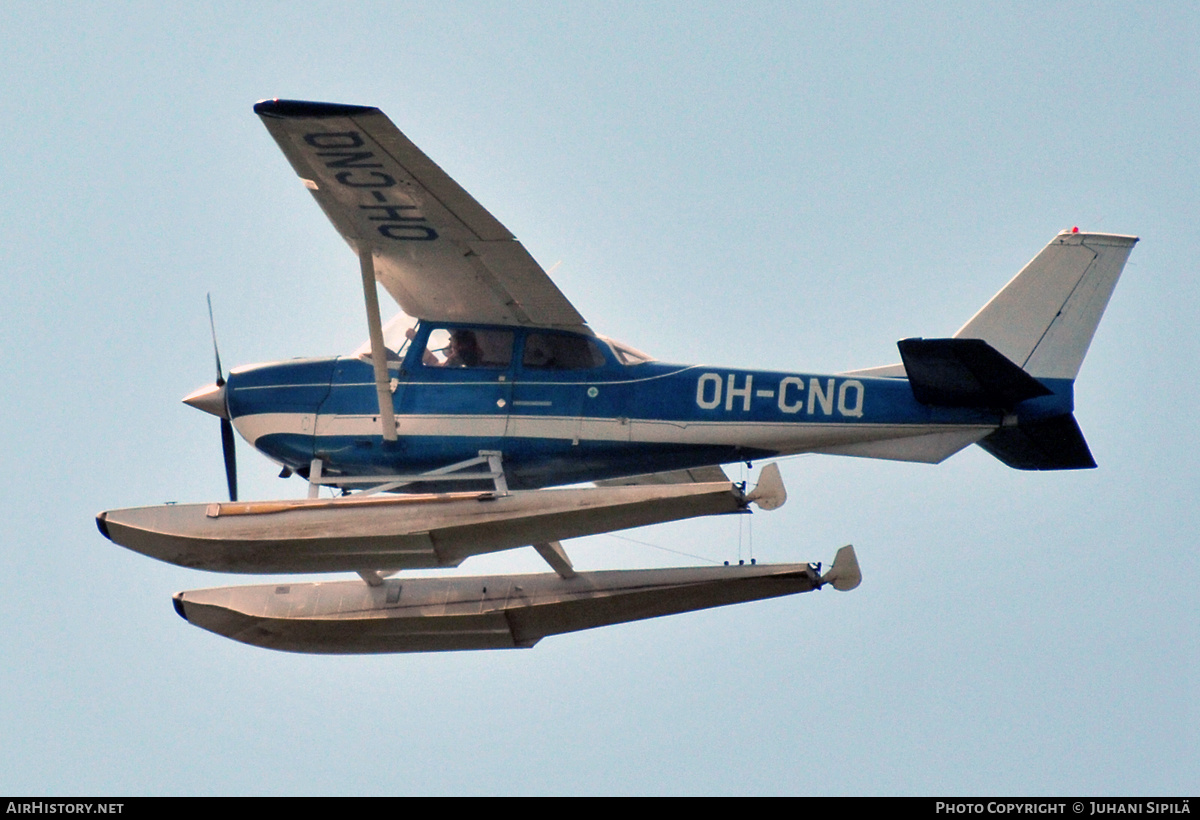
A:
[255,99,586,329]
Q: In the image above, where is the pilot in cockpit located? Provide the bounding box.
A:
[443,329,482,367]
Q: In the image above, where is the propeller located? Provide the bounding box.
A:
[183,295,237,502]
[208,295,238,502]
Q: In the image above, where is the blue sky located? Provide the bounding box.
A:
[1,2,1195,795]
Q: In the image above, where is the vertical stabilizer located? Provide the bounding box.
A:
[954,231,1138,379]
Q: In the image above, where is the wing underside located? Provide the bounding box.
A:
[255,99,586,329]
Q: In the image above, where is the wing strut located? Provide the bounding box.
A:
[359,248,398,442]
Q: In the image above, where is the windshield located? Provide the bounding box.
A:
[600,336,655,365]
[351,311,420,361]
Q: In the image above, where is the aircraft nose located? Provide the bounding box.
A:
[182,382,228,419]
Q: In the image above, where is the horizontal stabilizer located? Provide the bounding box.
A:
[977,413,1096,470]
[173,559,854,654]
[898,337,1052,408]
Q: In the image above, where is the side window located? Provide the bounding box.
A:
[523,334,607,370]
[422,328,513,369]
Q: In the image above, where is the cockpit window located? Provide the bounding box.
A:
[422,328,514,369]
[523,333,607,370]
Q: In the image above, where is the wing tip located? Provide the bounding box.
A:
[254,98,380,119]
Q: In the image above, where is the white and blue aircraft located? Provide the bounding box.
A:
[98,100,1137,654]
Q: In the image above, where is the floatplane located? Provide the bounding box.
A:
[97,100,1136,653]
